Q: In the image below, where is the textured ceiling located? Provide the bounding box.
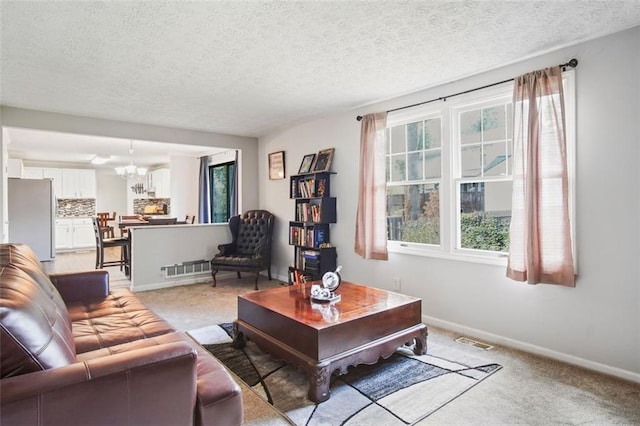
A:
[1,0,639,144]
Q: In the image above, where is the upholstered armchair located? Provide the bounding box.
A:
[210,210,274,290]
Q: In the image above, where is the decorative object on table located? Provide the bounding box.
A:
[298,153,316,174]
[310,266,342,303]
[268,150,286,180]
[312,147,334,172]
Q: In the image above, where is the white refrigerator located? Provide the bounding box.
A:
[8,178,56,261]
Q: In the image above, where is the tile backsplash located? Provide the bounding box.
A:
[57,199,96,217]
[134,198,171,215]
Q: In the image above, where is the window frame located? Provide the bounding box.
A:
[208,160,236,224]
[385,70,576,266]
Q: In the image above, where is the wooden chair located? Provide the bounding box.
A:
[92,217,129,274]
[97,212,115,238]
[119,215,141,237]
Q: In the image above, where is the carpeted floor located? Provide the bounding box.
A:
[192,323,502,425]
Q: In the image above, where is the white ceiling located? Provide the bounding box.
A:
[1,1,639,165]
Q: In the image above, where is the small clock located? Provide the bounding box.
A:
[321,266,342,292]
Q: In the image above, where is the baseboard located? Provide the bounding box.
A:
[423,315,640,384]
[133,274,215,292]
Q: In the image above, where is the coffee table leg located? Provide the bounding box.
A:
[232,322,246,349]
[308,363,331,403]
[413,325,428,355]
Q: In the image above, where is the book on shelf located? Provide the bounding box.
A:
[314,228,326,245]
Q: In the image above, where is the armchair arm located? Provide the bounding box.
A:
[217,242,237,256]
[1,342,197,426]
[49,270,110,303]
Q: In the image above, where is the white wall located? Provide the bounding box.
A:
[95,169,127,219]
[259,27,640,380]
[129,224,230,291]
[169,155,199,221]
[0,121,8,243]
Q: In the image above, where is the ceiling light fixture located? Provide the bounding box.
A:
[115,140,147,179]
[90,155,111,165]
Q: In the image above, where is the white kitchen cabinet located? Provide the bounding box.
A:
[42,168,63,198]
[8,159,24,178]
[22,167,95,199]
[149,168,170,198]
[72,218,95,248]
[23,167,44,179]
[56,218,95,250]
[61,169,96,198]
[55,219,73,249]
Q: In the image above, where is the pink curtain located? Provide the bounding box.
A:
[507,66,575,286]
[355,112,389,260]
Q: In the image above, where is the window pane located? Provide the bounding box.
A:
[459,181,512,252]
[483,141,507,176]
[424,150,441,179]
[387,183,440,245]
[482,106,506,142]
[390,154,405,182]
[460,110,481,145]
[461,145,481,177]
[391,126,405,154]
[211,167,229,223]
[424,118,441,148]
[406,121,423,151]
[407,152,423,180]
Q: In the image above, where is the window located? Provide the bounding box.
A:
[209,161,236,223]
[385,116,442,245]
[385,71,575,263]
[455,98,513,254]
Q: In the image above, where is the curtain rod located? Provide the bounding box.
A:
[356,58,578,121]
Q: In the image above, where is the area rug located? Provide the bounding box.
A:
[188,323,502,426]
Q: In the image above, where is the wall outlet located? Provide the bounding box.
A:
[392,276,401,292]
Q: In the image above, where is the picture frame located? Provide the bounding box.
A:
[312,148,334,173]
[298,153,316,174]
[268,151,286,180]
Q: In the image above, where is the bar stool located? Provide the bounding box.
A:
[97,212,115,238]
[92,217,129,272]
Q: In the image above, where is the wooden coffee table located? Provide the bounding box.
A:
[233,281,427,402]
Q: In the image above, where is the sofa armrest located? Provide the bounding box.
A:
[49,270,110,303]
[1,342,197,426]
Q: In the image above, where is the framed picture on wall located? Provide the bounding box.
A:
[298,153,316,174]
[268,151,286,180]
[313,148,334,173]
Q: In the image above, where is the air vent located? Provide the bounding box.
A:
[162,260,211,279]
[454,336,494,351]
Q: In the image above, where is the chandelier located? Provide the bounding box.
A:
[115,140,147,194]
[115,140,147,179]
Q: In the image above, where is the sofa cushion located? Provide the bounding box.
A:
[0,243,70,328]
[0,265,76,378]
[68,289,176,353]
[77,331,243,426]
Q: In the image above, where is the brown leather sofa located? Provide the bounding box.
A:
[0,243,243,426]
